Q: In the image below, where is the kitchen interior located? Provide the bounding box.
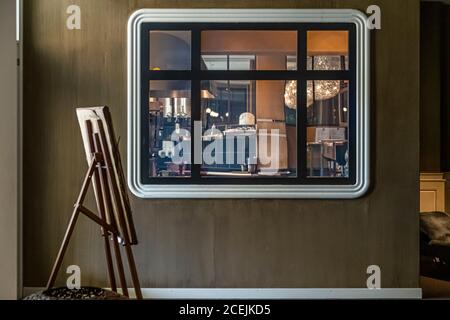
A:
[147,29,350,179]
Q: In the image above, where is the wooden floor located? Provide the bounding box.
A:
[421,276,450,299]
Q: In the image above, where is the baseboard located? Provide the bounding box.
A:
[23,287,422,300]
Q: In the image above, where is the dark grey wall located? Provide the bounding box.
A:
[420,2,443,172]
[442,5,450,172]
[23,0,420,288]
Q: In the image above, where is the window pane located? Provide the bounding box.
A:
[287,55,297,71]
[149,31,191,70]
[201,80,297,178]
[307,31,349,71]
[201,30,297,70]
[229,55,256,70]
[307,80,349,178]
[201,55,256,70]
[202,55,228,70]
[148,80,191,177]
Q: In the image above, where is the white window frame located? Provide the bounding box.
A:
[127,9,370,199]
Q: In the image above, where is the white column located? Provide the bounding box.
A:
[0,0,20,300]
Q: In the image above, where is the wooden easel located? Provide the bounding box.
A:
[46,107,143,299]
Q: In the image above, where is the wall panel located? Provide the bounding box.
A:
[23,0,420,288]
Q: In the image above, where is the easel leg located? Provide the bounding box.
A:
[103,168,142,299]
[93,166,117,292]
[102,233,116,291]
[87,121,117,292]
[123,243,143,299]
[111,236,129,297]
[96,126,143,299]
[46,208,80,290]
[46,159,96,290]
[93,134,129,297]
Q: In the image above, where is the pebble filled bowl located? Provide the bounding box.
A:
[24,287,128,300]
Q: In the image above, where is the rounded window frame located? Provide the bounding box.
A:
[127,9,370,199]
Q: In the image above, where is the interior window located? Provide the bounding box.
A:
[307,31,349,71]
[139,24,357,185]
[201,80,297,177]
[149,30,191,70]
[306,80,350,178]
[128,10,370,198]
[148,80,192,177]
[201,30,297,71]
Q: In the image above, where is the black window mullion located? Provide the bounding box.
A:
[303,71,351,80]
[298,27,307,181]
[191,27,201,179]
[140,25,151,185]
[197,71,351,81]
[348,24,357,185]
[146,71,194,80]
[199,70,299,81]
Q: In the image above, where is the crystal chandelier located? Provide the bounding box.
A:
[307,80,341,106]
[284,56,342,109]
[284,80,297,110]
[285,80,341,109]
[311,56,343,71]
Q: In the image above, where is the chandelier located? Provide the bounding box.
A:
[284,80,297,110]
[284,80,341,109]
[307,80,341,106]
[284,56,343,109]
[311,56,343,71]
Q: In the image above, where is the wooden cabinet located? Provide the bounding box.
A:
[420,173,450,213]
